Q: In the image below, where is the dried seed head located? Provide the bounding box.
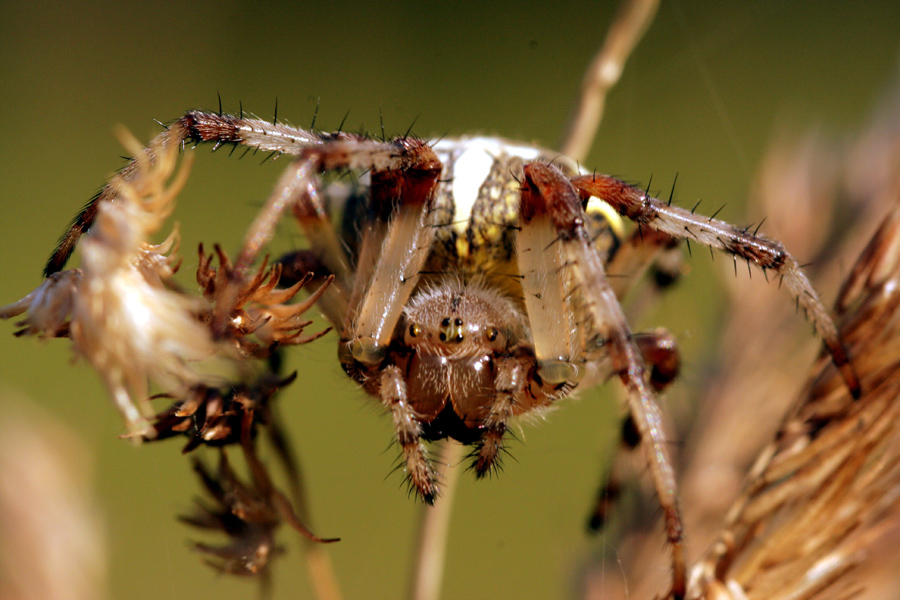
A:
[1,128,226,438]
[181,452,282,577]
[181,446,338,578]
[0,270,82,338]
[196,244,332,359]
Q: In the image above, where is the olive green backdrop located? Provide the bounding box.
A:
[1,1,898,599]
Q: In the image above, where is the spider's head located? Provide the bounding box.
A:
[402,279,521,359]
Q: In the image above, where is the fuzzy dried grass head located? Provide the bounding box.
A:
[0,124,338,589]
[0,128,221,437]
[686,197,900,600]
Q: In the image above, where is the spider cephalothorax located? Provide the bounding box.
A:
[36,109,860,600]
[348,276,566,477]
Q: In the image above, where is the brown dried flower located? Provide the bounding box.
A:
[196,243,332,359]
[181,438,338,578]
[147,371,297,451]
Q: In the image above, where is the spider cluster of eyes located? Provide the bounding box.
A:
[402,282,511,356]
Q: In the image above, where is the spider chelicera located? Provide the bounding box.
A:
[42,106,860,598]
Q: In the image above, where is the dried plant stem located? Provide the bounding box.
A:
[407,441,467,600]
[263,411,343,600]
[304,544,343,600]
[559,0,659,162]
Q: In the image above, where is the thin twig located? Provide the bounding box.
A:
[407,441,467,600]
[559,0,659,162]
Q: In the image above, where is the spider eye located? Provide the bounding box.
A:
[441,317,451,327]
[409,324,421,338]
[487,327,499,342]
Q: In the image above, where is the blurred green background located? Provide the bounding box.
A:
[1,1,898,599]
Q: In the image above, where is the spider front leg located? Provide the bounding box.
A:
[378,365,440,502]
[571,173,861,399]
[519,163,687,600]
[45,110,425,277]
[45,111,325,276]
[219,135,441,333]
[317,139,445,501]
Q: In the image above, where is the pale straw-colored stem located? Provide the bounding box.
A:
[559,0,659,162]
[407,441,467,600]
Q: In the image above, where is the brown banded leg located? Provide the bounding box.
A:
[520,163,686,600]
[571,172,861,399]
[587,328,679,532]
[379,366,439,502]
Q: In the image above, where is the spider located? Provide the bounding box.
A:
[40,106,861,598]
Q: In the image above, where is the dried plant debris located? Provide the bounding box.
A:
[686,197,900,600]
[182,445,338,579]
[196,243,332,359]
[0,124,337,588]
[0,127,329,441]
[146,371,298,452]
[0,129,218,437]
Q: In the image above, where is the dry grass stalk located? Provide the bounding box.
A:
[559,0,659,163]
[0,399,107,600]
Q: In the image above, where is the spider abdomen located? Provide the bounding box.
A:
[429,137,623,276]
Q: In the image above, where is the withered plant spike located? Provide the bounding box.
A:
[688,197,900,600]
[239,409,340,545]
[183,443,336,578]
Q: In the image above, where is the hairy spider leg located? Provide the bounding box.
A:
[571,173,861,399]
[519,163,687,600]
[585,329,680,534]
[45,111,323,277]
